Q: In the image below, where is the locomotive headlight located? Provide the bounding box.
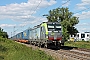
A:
[46,36,48,38]
[59,40,61,43]
[53,23,55,24]
[51,33,54,35]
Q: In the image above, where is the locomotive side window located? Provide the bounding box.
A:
[48,25,54,28]
[77,34,79,37]
[87,34,89,37]
[48,24,61,31]
[81,34,85,38]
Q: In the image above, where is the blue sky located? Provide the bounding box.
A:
[0,0,90,37]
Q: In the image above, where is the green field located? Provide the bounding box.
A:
[65,41,90,49]
[0,37,53,60]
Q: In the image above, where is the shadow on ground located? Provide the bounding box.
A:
[49,46,78,50]
[60,46,78,50]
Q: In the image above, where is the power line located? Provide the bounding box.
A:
[22,0,71,28]
[30,0,42,16]
[18,0,43,27]
[14,0,43,33]
[73,1,90,14]
[14,0,71,33]
[23,0,42,23]
[74,7,90,14]
[58,0,70,7]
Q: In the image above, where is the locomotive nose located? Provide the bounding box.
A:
[48,36,62,41]
[48,31,62,41]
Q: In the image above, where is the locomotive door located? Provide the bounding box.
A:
[40,26,46,40]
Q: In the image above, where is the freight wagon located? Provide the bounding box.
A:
[22,29,30,43]
[15,32,23,42]
[11,35,17,41]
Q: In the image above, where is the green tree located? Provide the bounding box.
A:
[46,7,79,41]
[0,27,8,38]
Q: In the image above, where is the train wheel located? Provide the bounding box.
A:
[61,43,64,46]
[44,43,49,48]
[38,43,41,47]
[44,43,47,48]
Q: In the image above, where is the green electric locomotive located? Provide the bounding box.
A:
[29,22,64,48]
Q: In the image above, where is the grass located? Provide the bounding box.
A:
[0,37,53,60]
[64,41,90,49]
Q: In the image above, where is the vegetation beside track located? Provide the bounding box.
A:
[64,41,90,49]
[0,37,53,60]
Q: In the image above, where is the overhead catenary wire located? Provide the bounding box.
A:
[13,0,72,36]
[23,0,42,23]
[30,0,42,16]
[73,7,90,19]
[19,0,43,25]
[16,0,43,32]
[20,0,71,28]
[74,7,90,14]
[58,0,70,7]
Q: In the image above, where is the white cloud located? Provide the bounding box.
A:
[75,22,90,32]
[77,27,90,32]
[76,0,90,10]
[20,17,48,27]
[76,23,89,26]
[0,0,70,37]
[0,24,16,28]
[74,11,90,20]
[0,0,56,21]
[74,0,90,32]
[0,0,57,32]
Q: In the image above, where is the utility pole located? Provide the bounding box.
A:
[11,32,12,38]
[13,26,15,36]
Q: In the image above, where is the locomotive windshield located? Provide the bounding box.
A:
[48,24,61,31]
[55,24,61,31]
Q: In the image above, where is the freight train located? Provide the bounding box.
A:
[11,22,64,48]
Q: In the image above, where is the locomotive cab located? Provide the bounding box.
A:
[47,22,62,41]
[47,22,63,47]
[40,22,63,48]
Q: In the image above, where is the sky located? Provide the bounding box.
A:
[0,0,90,38]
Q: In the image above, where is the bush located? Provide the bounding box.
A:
[0,38,54,60]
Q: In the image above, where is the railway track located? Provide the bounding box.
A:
[59,49,90,60]
[40,48,90,60]
[74,48,90,52]
[17,42,90,60]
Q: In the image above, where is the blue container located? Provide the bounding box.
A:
[22,29,30,40]
[16,32,23,39]
[11,35,17,40]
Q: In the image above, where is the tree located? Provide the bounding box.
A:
[0,27,8,38]
[46,7,79,41]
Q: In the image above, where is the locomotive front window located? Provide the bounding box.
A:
[55,24,61,31]
[48,24,61,31]
[48,25,54,28]
[48,24,55,31]
[56,26,61,28]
